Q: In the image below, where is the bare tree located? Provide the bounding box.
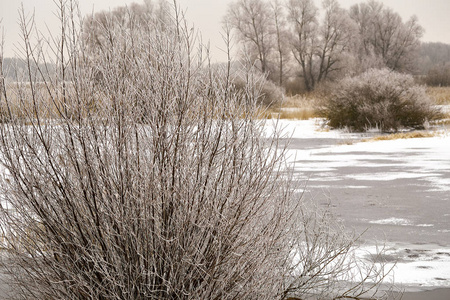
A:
[225,0,274,75]
[286,0,318,91]
[316,0,357,82]
[270,0,290,86]
[83,0,171,59]
[349,0,423,72]
[0,1,394,299]
[286,0,356,91]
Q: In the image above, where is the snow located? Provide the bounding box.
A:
[369,218,413,226]
[357,244,450,288]
[267,118,450,289]
[271,118,450,193]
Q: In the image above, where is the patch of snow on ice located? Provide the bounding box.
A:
[369,218,413,226]
[358,244,450,288]
[343,185,370,189]
[422,177,450,192]
[346,172,436,181]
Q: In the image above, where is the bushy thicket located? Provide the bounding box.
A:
[0,1,392,299]
[233,75,284,107]
[321,69,439,132]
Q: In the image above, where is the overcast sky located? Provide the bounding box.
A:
[1,0,449,61]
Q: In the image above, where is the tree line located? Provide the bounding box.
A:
[3,0,449,88]
[419,42,450,86]
[224,0,424,91]
[68,0,425,92]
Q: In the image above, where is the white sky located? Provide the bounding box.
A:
[1,0,449,62]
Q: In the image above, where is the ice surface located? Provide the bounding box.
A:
[358,244,450,288]
[266,119,450,288]
[270,119,450,193]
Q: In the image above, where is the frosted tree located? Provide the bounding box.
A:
[270,0,290,86]
[225,0,275,74]
[349,0,423,72]
[286,0,356,91]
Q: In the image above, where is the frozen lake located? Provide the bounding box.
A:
[276,119,450,290]
[0,118,448,297]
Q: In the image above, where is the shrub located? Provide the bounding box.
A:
[320,69,440,132]
[0,1,392,299]
[233,75,284,107]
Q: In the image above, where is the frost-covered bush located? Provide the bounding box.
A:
[321,69,439,132]
[259,79,285,107]
[233,75,284,107]
[0,1,392,299]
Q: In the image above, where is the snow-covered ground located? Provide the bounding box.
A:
[269,118,450,290]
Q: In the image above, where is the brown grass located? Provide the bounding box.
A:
[362,131,439,142]
[262,94,319,120]
[426,86,450,105]
[1,82,103,122]
[263,108,316,120]
[2,83,60,120]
